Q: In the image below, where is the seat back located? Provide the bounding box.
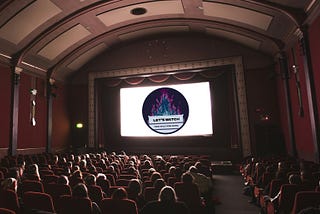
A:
[269,179,285,198]
[167,177,177,187]
[44,183,71,207]
[105,174,116,186]
[69,177,84,188]
[58,195,92,214]
[116,179,130,187]
[20,180,44,194]
[174,182,202,211]
[0,190,20,213]
[107,186,128,198]
[23,191,55,213]
[278,184,299,214]
[261,172,273,188]
[87,185,104,204]
[143,187,159,202]
[119,174,136,180]
[0,207,16,214]
[291,191,320,214]
[96,179,110,194]
[42,174,59,184]
[100,198,138,214]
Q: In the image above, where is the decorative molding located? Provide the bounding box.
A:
[1,147,46,158]
[88,57,251,156]
[16,147,46,155]
[304,0,320,25]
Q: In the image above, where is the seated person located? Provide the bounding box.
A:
[141,186,189,214]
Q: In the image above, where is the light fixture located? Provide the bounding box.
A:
[30,89,37,95]
[131,7,147,15]
[76,122,84,129]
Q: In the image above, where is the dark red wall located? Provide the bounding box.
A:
[0,66,71,156]
[245,67,283,156]
[309,15,320,122]
[0,65,11,149]
[17,73,47,149]
[68,84,88,149]
[52,83,71,150]
[276,15,320,161]
[287,44,314,160]
[276,63,292,154]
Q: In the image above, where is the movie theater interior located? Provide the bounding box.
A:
[0,1,320,213]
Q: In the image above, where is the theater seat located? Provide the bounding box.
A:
[116,179,130,187]
[105,174,116,186]
[277,184,299,214]
[260,179,285,209]
[0,190,20,213]
[143,187,159,202]
[87,185,104,204]
[100,198,138,214]
[57,195,92,214]
[107,186,128,198]
[23,191,55,213]
[0,208,15,214]
[291,191,320,214]
[20,180,44,194]
[44,183,71,207]
[42,174,59,184]
[174,182,203,213]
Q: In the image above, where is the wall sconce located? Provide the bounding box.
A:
[30,88,37,95]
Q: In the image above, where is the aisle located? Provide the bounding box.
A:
[212,174,261,214]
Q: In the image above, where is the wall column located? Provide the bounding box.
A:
[279,53,297,157]
[9,67,22,156]
[46,78,54,153]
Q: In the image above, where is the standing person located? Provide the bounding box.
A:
[188,165,214,213]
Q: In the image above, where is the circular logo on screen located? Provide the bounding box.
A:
[142,87,189,134]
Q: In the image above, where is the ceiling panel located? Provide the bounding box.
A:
[0,0,62,44]
[38,24,91,60]
[97,1,184,27]
[203,2,273,30]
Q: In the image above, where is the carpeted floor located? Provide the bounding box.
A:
[212,174,261,214]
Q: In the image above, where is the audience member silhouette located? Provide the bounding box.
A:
[141,186,189,214]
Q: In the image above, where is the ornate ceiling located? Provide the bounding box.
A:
[0,0,318,81]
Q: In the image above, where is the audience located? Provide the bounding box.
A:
[2,150,318,214]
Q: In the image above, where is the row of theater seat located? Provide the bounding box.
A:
[0,152,213,213]
[241,156,320,214]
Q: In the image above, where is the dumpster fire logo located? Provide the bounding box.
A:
[142,87,189,134]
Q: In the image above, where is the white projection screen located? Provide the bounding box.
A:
[120,82,213,137]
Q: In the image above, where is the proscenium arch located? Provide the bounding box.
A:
[88,56,251,157]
